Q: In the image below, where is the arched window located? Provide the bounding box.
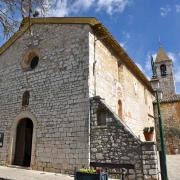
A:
[22,91,30,106]
[118,100,123,119]
[160,64,167,77]
[97,108,106,126]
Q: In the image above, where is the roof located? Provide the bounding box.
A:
[154,94,180,103]
[0,17,153,93]
[155,47,171,62]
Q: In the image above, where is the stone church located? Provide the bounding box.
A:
[153,48,180,154]
[0,17,160,179]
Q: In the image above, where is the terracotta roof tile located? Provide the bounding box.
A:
[154,94,180,103]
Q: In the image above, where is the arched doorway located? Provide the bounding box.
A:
[13,118,33,167]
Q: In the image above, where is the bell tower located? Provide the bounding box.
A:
[155,47,176,97]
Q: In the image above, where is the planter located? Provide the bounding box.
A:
[144,132,154,141]
[170,147,179,155]
[75,171,108,180]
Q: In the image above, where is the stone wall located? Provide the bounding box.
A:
[154,101,180,154]
[90,97,159,180]
[0,23,90,173]
[155,60,176,97]
[89,31,155,140]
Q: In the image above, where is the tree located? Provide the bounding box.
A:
[0,0,54,38]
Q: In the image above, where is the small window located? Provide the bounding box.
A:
[30,56,39,69]
[118,100,123,119]
[21,50,39,71]
[22,91,30,106]
[160,64,167,77]
[97,109,106,126]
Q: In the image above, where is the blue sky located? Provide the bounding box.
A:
[0,0,180,93]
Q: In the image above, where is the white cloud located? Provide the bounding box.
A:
[119,31,131,49]
[145,52,156,71]
[122,31,131,39]
[46,0,131,17]
[175,67,180,82]
[160,5,171,17]
[167,52,176,62]
[176,4,180,13]
[70,0,95,13]
[120,42,125,48]
[96,0,130,15]
[47,0,69,17]
[136,63,144,72]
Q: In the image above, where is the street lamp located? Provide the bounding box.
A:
[150,57,168,180]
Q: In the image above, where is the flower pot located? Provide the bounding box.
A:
[170,147,179,155]
[75,171,108,180]
[144,132,154,141]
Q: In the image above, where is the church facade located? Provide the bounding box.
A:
[0,17,159,179]
[154,48,180,154]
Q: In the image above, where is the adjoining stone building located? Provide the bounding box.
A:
[0,17,159,179]
[153,48,180,154]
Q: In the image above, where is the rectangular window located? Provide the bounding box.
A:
[97,109,106,126]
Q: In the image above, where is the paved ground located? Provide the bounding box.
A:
[0,166,74,180]
[167,155,180,180]
[0,155,179,180]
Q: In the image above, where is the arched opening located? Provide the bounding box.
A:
[13,118,33,167]
[160,64,167,77]
[22,91,30,106]
[21,49,39,71]
[118,100,123,119]
[30,56,39,69]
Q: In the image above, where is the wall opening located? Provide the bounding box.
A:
[13,118,33,167]
[118,100,123,119]
[30,56,39,69]
[22,91,30,106]
[160,64,167,77]
[21,50,39,71]
[97,109,106,126]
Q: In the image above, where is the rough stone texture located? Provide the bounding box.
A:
[90,97,159,179]
[0,24,90,173]
[154,101,180,154]
[0,21,159,178]
[154,50,180,154]
[89,32,155,140]
[155,60,176,97]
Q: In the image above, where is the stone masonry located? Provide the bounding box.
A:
[90,97,159,179]
[154,48,180,154]
[154,100,180,154]
[0,17,160,178]
[0,23,90,173]
[89,30,155,140]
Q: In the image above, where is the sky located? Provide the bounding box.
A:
[0,0,180,93]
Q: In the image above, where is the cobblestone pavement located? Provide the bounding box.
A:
[167,155,180,180]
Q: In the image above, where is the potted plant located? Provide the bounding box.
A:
[143,127,155,141]
[170,145,179,154]
[75,168,108,180]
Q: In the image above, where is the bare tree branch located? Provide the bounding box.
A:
[0,0,54,39]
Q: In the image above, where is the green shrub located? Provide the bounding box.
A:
[79,168,96,174]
